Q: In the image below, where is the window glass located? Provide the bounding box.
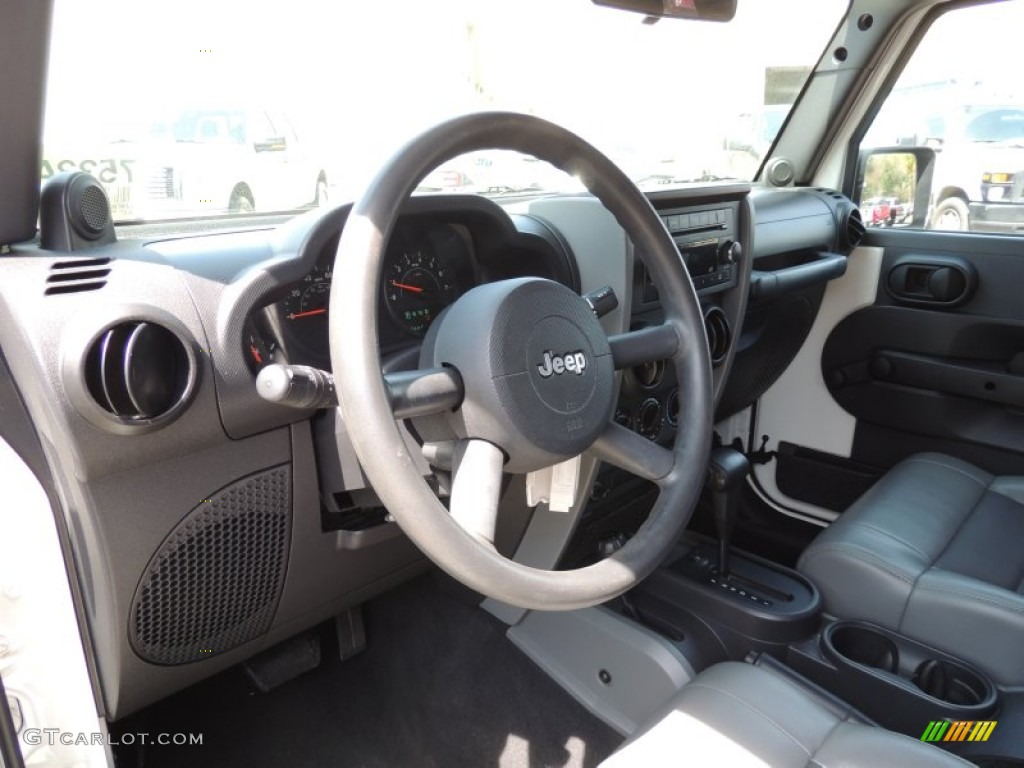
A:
[861,1,1024,233]
[43,0,845,226]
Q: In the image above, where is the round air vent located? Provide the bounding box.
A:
[703,305,731,366]
[83,321,195,425]
[842,206,866,251]
[665,388,680,427]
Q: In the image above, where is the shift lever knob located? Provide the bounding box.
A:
[708,447,750,580]
[708,446,751,493]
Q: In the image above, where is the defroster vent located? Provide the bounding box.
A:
[130,466,292,665]
[46,257,111,296]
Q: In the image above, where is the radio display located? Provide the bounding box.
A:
[681,239,719,276]
[638,233,734,303]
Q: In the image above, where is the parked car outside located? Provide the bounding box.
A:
[42,107,329,221]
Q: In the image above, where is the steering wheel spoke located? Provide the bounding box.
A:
[589,420,675,484]
[608,323,680,370]
[383,367,463,419]
[449,439,505,544]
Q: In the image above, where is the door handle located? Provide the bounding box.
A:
[885,254,976,307]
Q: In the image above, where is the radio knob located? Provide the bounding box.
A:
[718,239,741,263]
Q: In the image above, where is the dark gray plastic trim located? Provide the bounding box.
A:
[750,252,848,301]
[0,0,51,246]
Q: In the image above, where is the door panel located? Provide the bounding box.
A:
[822,229,1024,476]
[751,229,1024,518]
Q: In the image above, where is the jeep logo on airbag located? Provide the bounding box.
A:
[537,350,587,378]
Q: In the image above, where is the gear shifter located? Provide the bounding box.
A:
[708,446,751,581]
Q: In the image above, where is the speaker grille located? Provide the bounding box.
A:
[80,184,111,233]
[130,466,292,665]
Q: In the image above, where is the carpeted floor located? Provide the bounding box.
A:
[113,574,622,768]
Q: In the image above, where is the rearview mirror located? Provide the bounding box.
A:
[592,0,737,22]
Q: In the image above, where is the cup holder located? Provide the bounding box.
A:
[912,658,989,706]
[828,624,899,673]
[817,621,998,733]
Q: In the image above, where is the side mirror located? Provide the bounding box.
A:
[254,136,287,153]
[855,146,936,229]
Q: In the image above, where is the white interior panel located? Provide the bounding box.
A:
[751,245,883,521]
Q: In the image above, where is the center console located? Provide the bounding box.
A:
[562,195,750,568]
[618,201,743,444]
[634,537,821,654]
[628,447,822,665]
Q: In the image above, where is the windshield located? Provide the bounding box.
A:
[963,110,1024,143]
[43,0,844,225]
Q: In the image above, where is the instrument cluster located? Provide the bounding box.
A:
[243,219,476,372]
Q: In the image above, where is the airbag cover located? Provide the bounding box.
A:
[423,277,614,472]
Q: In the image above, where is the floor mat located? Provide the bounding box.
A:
[113,574,622,768]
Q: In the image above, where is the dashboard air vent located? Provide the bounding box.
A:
[84,321,193,422]
[703,306,731,366]
[843,207,866,250]
[46,257,111,295]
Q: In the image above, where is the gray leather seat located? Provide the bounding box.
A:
[601,662,969,767]
[799,452,1024,687]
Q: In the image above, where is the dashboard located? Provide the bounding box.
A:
[241,199,580,376]
[0,181,863,720]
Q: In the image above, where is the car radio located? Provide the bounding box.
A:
[676,236,738,292]
[638,205,740,302]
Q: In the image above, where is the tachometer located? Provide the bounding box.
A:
[383,247,458,336]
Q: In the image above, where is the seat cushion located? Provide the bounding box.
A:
[798,452,1024,686]
[600,662,970,767]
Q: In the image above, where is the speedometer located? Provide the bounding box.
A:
[283,263,332,321]
[281,263,332,354]
[383,247,458,336]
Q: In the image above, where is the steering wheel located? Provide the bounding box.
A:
[330,112,712,611]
